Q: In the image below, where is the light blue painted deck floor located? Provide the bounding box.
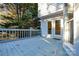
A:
[0,36,68,56]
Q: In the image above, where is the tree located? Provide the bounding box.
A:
[0,3,39,29]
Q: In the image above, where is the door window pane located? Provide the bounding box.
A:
[55,20,61,35]
[48,21,52,34]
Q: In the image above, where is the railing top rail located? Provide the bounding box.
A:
[0,28,40,31]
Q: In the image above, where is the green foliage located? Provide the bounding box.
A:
[0,3,39,29]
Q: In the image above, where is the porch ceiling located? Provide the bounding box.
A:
[39,10,63,20]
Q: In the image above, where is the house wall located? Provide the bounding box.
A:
[74,3,79,55]
[38,3,63,38]
[74,4,79,43]
[40,18,63,39]
[63,3,79,56]
[38,3,63,17]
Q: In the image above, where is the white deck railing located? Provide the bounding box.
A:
[0,28,40,40]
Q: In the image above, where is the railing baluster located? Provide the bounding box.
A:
[18,30,19,38]
[19,30,20,38]
[23,30,24,38]
[16,30,18,39]
[19,30,20,39]
[19,30,21,38]
[14,30,15,39]
[24,30,26,37]
[21,30,23,38]
[25,30,26,38]
[1,30,2,40]
[15,30,17,39]
[17,30,18,39]
[2,30,3,40]
[22,30,23,38]
[21,30,22,38]
[30,28,31,38]
[0,29,40,40]
[9,30,10,40]
[20,30,21,39]
[11,30,13,39]
[6,30,7,40]
[23,30,25,38]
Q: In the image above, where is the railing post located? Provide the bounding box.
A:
[30,27,32,38]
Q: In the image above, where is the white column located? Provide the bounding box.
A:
[51,20,55,38]
[61,19,64,40]
[40,20,48,37]
[63,4,70,42]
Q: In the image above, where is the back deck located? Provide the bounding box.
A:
[0,36,68,56]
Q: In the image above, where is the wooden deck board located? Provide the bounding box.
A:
[0,36,68,56]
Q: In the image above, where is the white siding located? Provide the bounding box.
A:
[38,3,63,17]
[74,6,79,43]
